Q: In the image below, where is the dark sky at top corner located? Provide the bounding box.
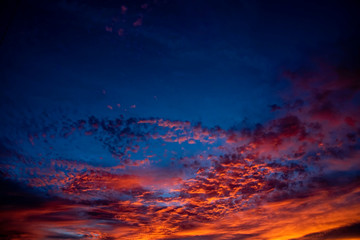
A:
[0,0,359,130]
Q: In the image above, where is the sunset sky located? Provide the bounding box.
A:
[0,0,360,239]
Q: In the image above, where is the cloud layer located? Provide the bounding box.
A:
[1,61,359,239]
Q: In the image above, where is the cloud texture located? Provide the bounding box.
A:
[1,61,360,239]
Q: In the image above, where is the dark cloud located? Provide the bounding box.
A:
[292,222,360,240]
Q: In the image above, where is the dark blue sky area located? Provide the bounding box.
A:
[1,0,359,130]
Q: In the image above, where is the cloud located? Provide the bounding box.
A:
[1,57,360,239]
[291,223,360,240]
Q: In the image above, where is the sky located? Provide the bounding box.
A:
[0,0,360,239]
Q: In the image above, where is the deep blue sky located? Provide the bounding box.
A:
[1,0,359,130]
